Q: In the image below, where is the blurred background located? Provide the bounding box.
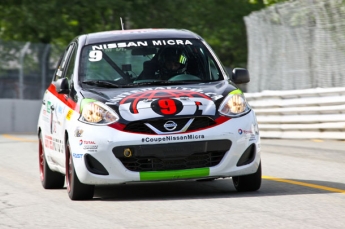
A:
[1,0,344,100]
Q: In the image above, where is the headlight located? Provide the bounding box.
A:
[79,100,119,125]
[218,90,250,117]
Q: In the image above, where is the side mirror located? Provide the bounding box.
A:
[54,78,69,94]
[232,68,250,84]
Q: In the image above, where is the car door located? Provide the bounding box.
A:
[41,43,77,170]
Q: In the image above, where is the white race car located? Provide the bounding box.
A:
[37,28,261,200]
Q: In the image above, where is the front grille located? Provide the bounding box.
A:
[124,121,155,134]
[124,117,216,134]
[113,140,231,172]
[119,151,225,172]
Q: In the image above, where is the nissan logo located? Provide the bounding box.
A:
[163,121,177,131]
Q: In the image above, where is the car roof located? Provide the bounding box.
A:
[82,28,203,45]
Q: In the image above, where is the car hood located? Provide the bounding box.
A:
[80,81,238,122]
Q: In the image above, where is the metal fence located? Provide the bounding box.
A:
[0,40,64,100]
[244,0,345,92]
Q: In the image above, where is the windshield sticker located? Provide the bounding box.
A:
[89,50,102,62]
[91,40,193,51]
[152,40,193,46]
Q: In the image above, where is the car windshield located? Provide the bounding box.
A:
[79,39,224,86]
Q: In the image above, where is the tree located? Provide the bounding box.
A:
[128,0,265,67]
[0,0,266,67]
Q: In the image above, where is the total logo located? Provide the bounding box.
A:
[79,140,96,146]
[238,129,253,135]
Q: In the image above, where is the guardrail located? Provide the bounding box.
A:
[245,87,345,140]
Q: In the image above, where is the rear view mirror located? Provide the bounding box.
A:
[232,68,250,84]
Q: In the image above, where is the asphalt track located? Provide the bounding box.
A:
[0,134,344,229]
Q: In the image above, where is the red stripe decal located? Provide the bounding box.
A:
[47,84,79,112]
[214,115,231,125]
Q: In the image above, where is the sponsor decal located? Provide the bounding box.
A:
[91,40,193,51]
[238,129,253,135]
[74,127,84,137]
[57,105,65,114]
[83,140,96,144]
[83,145,98,150]
[47,101,51,114]
[79,140,98,152]
[142,134,205,143]
[89,40,194,62]
[152,40,193,46]
[249,135,256,141]
[66,109,73,120]
[238,129,256,141]
[73,153,83,159]
[44,135,63,153]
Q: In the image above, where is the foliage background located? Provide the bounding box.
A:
[0,0,288,68]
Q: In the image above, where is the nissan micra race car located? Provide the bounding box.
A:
[37,28,261,200]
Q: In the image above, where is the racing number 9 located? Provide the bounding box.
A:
[151,98,183,116]
[89,50,102,62]
[158,99,176,115]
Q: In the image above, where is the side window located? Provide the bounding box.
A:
[65,47,77,83]
[53,44,75,82]
[209,58,220,80]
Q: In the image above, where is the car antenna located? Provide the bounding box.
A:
[120,17,125,30]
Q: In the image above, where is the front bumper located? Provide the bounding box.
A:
[67,111,261,185]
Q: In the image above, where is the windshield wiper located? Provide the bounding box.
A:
[82,80,211,88]
[82,80,122,88]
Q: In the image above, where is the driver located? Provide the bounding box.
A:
[158,47,188,80]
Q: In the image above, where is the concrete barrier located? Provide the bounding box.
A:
[0,99,41,134]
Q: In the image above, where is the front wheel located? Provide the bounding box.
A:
[232,162,262,192]
[39,133,65,189]
[65,139,94,200]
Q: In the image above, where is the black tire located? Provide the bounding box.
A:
[232,162,262,192]
[39,133,65,189]
[65,139,94,200]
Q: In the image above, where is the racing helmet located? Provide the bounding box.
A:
[158,47,188,77]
